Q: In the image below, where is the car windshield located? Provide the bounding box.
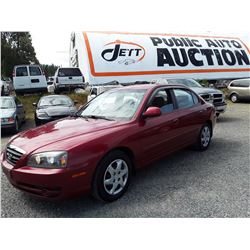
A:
[0,98,15,109]
[39,96,73,107]
[58,68,82,77]
[168,79,202,88]
[78,89,147,121]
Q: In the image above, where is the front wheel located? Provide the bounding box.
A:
[92,150,132,202]
[195,123,212,151]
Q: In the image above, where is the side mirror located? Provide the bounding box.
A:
[32,103,37,107]
[142,107,161,118]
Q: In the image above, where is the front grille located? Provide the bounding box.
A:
[6,145,25,166]
[212,93,223,104]
[200,94,210,102]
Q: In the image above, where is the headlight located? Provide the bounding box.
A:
[37,112,49,118]
[27,151,68,168]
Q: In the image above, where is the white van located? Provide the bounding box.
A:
[13,65,47,94]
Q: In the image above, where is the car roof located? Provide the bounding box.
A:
[40,95,70,98]
[58,67,80,69]
[14,64,41,68]
[118,83,188,90]
[231,78,250,82]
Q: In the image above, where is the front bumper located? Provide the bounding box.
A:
[214,102,227,113]
[1,159,91,199]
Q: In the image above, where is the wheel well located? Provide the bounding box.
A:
[108,147,136,175]
[229,92,238,98]
[206,120,213,137]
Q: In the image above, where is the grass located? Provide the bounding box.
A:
[17,93,88,120]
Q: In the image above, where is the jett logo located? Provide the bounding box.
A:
[101,40,146,65]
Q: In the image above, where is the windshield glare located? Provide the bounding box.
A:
[0,98,15,109]
[39,96,73,107]
[79,89,147,121]
[168,79,202,88]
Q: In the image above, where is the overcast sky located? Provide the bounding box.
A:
[3,0,249,66]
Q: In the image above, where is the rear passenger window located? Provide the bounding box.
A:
[16,67,28,77]
[173,89,196,109]
[29,66,42,76]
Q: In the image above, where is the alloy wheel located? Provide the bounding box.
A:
[103,159,129,196]
[201,126,211,148]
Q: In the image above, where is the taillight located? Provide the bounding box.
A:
[12,70,16,77]
[56,77,58,83]
[82,76,85,82]
[8,117,15,123]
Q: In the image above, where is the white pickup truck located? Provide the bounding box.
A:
[53,67,85,93]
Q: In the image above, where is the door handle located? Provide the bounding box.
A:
[172,118,179,124]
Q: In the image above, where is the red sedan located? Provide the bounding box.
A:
[1,84,216,202]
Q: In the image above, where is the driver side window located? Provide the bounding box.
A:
[149,89,174,113]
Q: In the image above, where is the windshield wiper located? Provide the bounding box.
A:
[80,115,115,121]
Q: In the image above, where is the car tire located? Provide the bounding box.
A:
[92,150,132,202]
[12,118,19,134]
[230,93,239,103]
[195,123,212,151]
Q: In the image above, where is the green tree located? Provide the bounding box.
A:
[41,64,58,78]
[1,32,39,78]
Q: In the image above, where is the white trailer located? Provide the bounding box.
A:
[69,31,250,85]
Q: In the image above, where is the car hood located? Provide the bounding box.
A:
[0,109,15,118]
[190,87,223,95]
[37,106,76,116]
[9,117,121,154]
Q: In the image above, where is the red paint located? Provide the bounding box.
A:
[1,84,216,199]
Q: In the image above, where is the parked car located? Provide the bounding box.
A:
[213,79,232,89]
[1,84,216,201]
[1,77,10,96]
[167,79,227,117]
[227,78,250,103]
[34,95,77,126]
[0,96,25,133]
[13,65,47,94]
[53,67,85,93]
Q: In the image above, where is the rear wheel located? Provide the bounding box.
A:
[92,150,132,202]
[195,123,212,151]
[230,93,239,103]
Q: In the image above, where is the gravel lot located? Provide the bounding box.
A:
[1,103,249,218]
